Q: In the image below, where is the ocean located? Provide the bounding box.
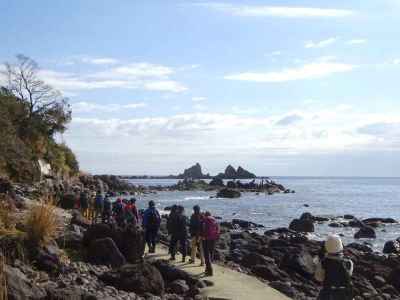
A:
[126,177,400,252]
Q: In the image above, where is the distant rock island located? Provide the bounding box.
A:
[123,163,256,179]
[178,163,256,179]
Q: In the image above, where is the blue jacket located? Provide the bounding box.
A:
[143,207,161,228]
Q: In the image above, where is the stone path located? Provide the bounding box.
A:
[147,246,290,300]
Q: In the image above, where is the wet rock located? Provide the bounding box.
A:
[232,219,264,229]
[100,263,165,296]
[88,238,126,268]
[383,240,400,254]
[216,188,241,198]
[289,218,314,233]
[209,177,224,187]
[354,226,376,239]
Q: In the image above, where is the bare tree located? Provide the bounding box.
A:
[3,54,68,118]
[2,55,71,135]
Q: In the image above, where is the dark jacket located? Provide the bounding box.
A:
[189,213,203,237]
[170,214,188,238]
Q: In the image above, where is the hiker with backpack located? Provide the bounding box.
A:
[202,211,220,276]
[143,200,161,253]
[124,198,139,225]
[169,205,188,262]
[315,235,354,300]
[189,205,204,265]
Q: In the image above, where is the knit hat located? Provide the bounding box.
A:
[325,234,344,254]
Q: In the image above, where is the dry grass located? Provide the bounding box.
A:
[24,201,59,246]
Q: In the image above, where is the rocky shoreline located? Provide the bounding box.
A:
[2,178,400,300]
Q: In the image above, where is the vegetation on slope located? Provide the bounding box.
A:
[0,55,78,182]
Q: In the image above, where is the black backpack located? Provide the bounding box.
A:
[322,257,354,299]
[147,209,160,227]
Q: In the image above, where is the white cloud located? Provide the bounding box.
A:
[224,61,355,83]
[346,39,367,45]
[193,104,207,111]
[37,61,188,93]
[192,96,207,102]
[305,37,338,48]
[72,101,147,113]
[81,57,119,65]
[393,59,400,65]
[196,3,354,18]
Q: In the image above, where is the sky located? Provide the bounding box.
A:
[1,0,400,176]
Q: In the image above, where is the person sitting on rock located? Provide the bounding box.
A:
[143,200,161,253]
[315,235,354,300]
[202,211,220,276]
[189,205,204,266]
[169,205,188,263]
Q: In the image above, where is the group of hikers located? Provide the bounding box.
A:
[75,191,220,277]
[74,190,354,297]
[142,202,220,277]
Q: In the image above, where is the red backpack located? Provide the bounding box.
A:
[203,217,220,240]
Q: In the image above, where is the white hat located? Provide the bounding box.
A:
[325,234,343,254]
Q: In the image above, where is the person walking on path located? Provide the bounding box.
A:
[102,196,112,223]
[315,235,354,300]
[79,190,89,218]
[93,191,104,223]
[124,198,139,225]
[169,205,188,263]
[202,211,220,276]
[189,205,204,266]
[143,200,161,253]
[167,205,178,254]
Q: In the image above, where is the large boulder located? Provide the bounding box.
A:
[354,226,376,239]
[5,265,47,300]
[88,238,126,268]
[83,223,145,263]
[383,240,400,254]
[217,188,241,198]
[280,251,316,277]
[100,263,165,296]
[289,219,315,233]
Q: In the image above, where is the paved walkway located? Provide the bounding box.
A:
[146,246,289,300]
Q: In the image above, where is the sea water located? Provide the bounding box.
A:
[126,177,400,252]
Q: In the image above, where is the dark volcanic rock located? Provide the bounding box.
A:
[88,238,126,268]
[209,177,224,187]
[71,210,91,229]
[217,188,241,198]
[83,223,145,263]
[5,265,47,300]
[289,218,315,233]
[383,240,400,254]
[236,166,256,179]
[354,226,376,239]
[179,163,208,179]
[232,219,264,229]
[100,263,164,295]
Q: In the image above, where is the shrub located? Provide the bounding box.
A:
[24,201,59,246]
[0,198,15,231]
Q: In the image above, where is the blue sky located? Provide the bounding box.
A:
[1,0,400,176]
